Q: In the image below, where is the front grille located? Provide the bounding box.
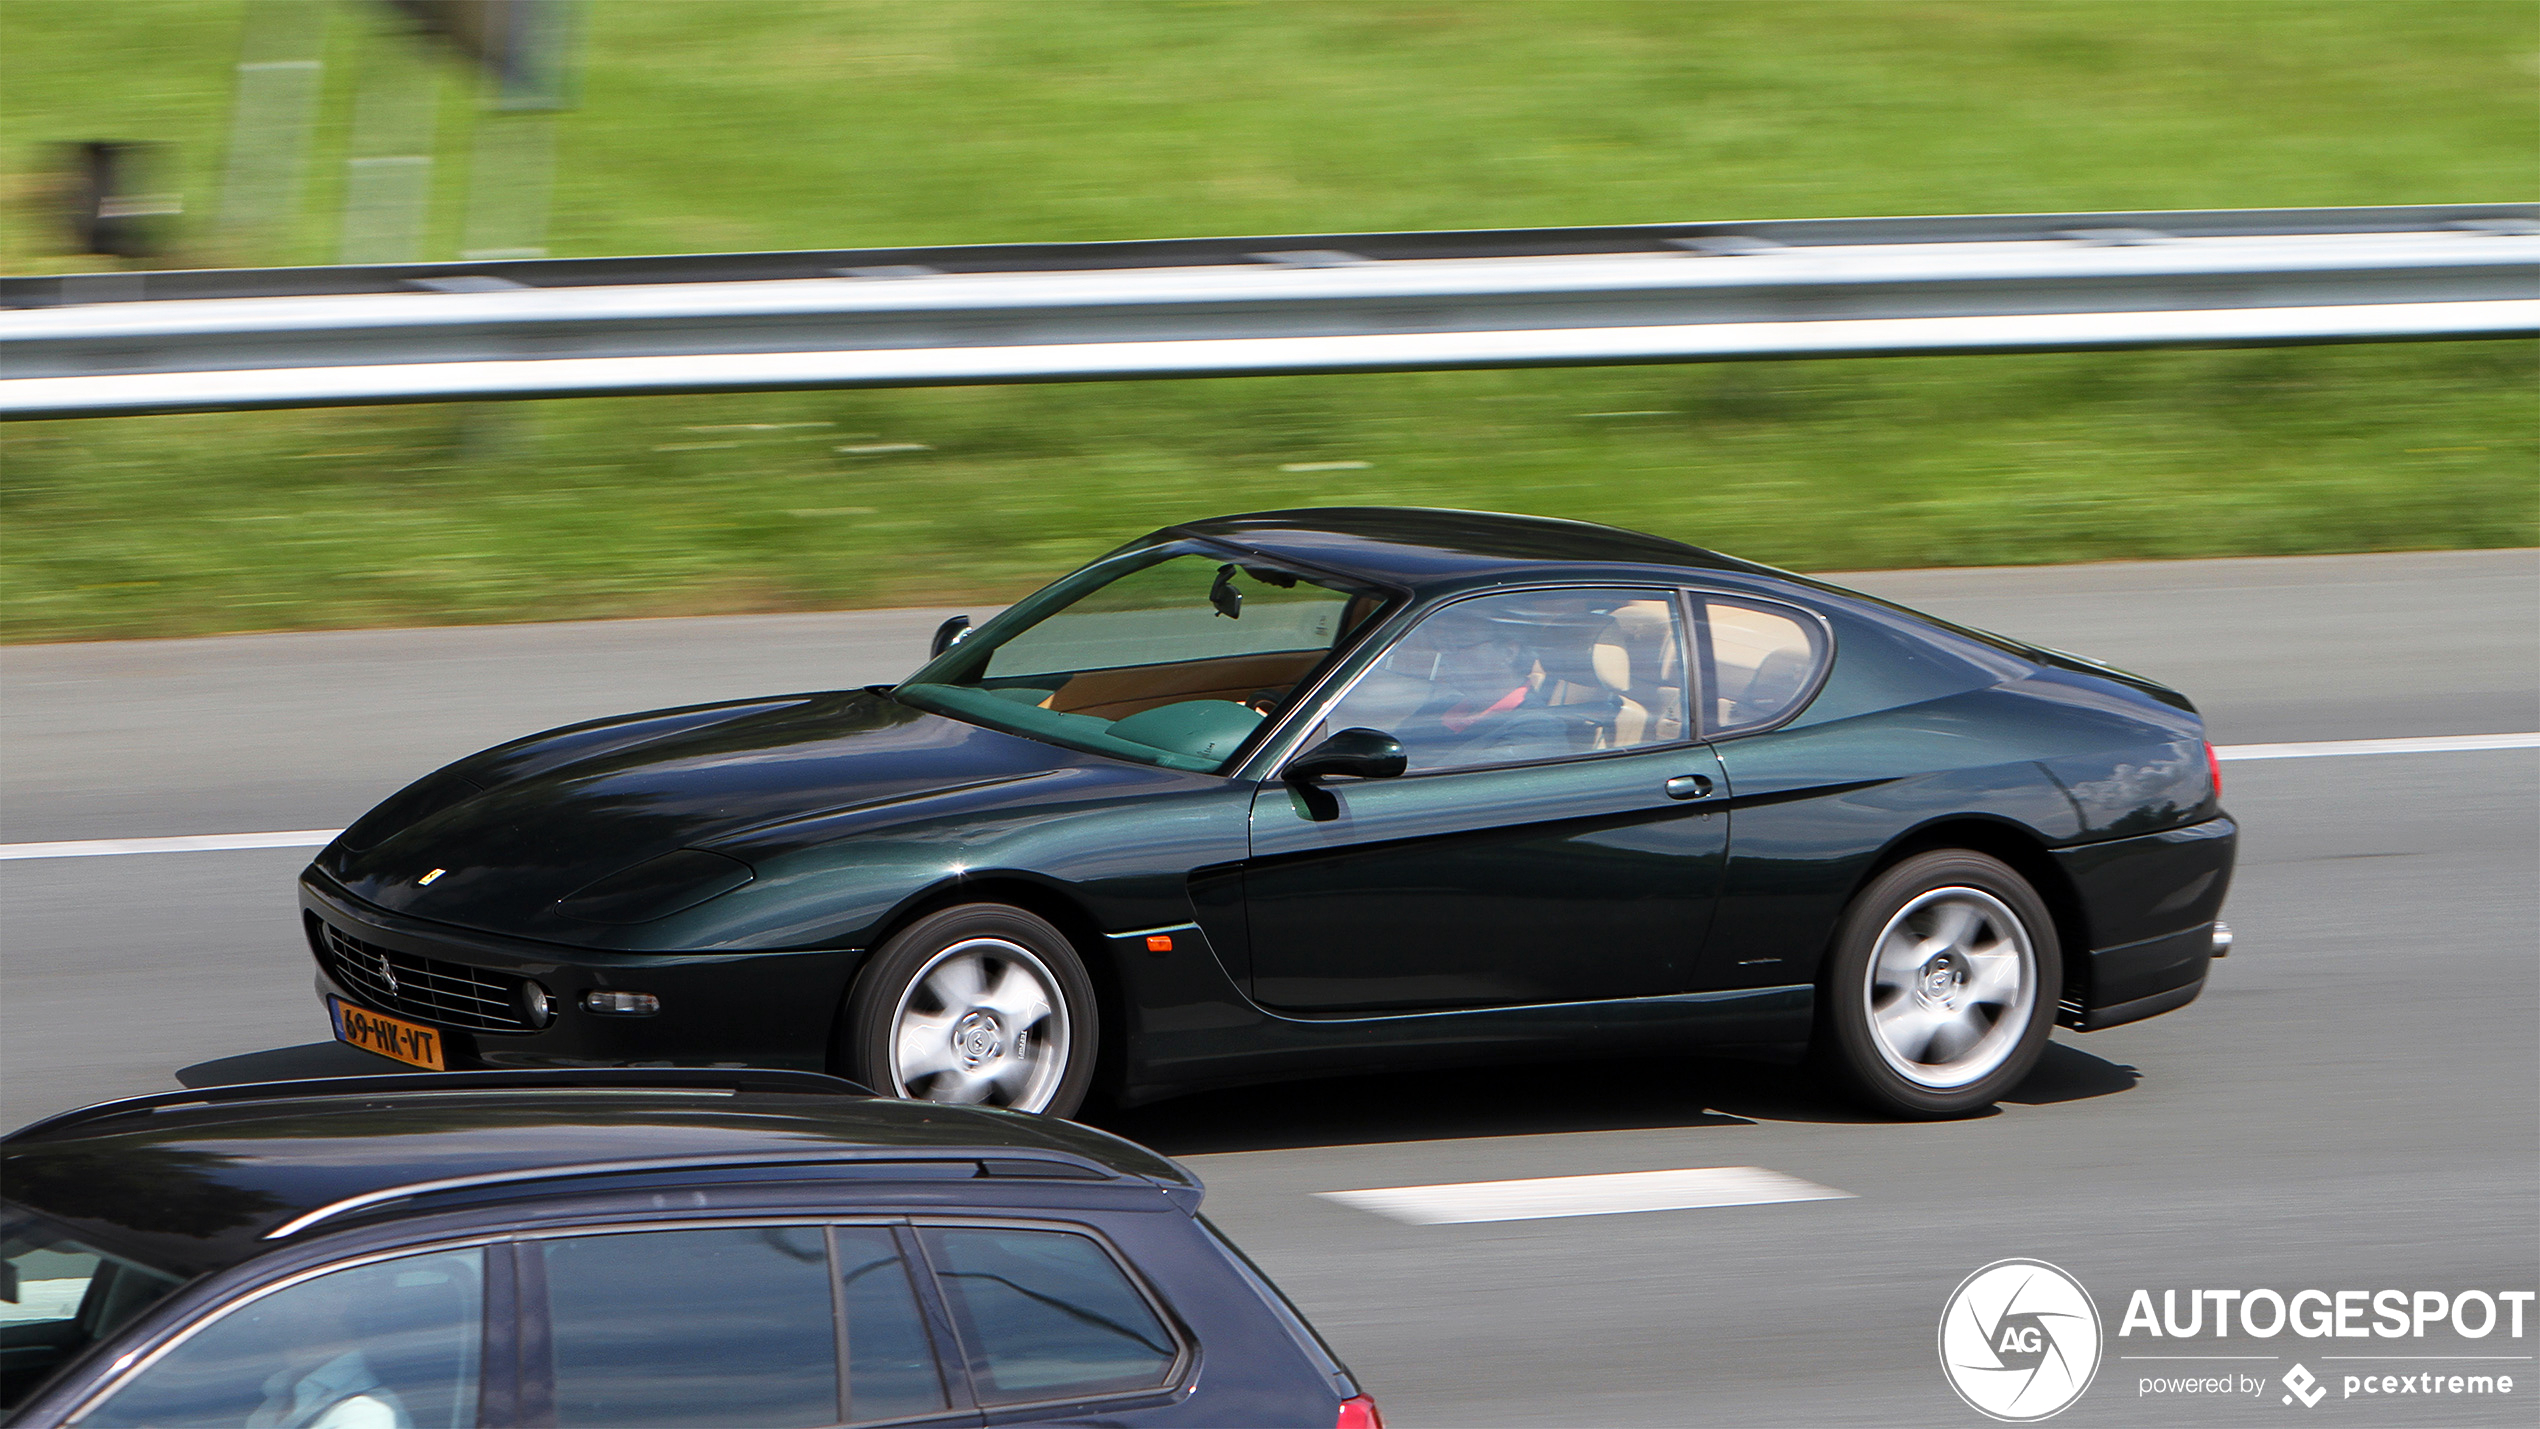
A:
[320,922,531,1032]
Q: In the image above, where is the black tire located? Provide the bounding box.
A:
[1812,850,2061,1119]
[840,903,1099,1118]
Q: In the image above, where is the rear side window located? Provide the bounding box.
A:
[1696,597,1827,734]
[82,1247,482,1429]
[539,1227,838,1428]
[531,1224,949,1428]
[832,1227,949,1422]
[918,1226,1180,1407]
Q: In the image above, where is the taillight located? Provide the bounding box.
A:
[1336,1393,1386,1429]
[2205,740,2222,801]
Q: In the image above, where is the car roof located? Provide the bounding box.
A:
[3,1071,1194,1278]
[1169,507,1760,593]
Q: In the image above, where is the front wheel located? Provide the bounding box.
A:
[1813,851,2060,1119]
[841,904,1098,1117]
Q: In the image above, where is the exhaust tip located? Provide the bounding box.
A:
[2211,921,2234,958]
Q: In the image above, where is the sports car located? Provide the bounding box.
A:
[299,507,2236,1119]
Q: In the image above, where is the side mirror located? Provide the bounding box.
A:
[929,615,972,657]
[1284,728,1406,783]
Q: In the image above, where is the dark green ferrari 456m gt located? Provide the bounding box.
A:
[300,507,2235,1119]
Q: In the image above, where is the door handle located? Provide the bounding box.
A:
[1665,774,1713,800]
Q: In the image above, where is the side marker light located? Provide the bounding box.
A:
[1145,934,1175,953]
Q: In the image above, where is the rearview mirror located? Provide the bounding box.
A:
[1284,728,1406,783]
[930,615,972,657]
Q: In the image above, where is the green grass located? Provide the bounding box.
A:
[3,1,2535,640]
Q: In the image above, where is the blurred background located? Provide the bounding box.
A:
[2,0,2533,641]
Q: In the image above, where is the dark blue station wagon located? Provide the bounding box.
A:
[0,1071,1381,1429]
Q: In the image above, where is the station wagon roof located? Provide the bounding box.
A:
[1169,507,1757,592]
[3,1073,1193,1277]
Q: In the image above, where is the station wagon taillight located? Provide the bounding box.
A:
[2205,740,2222,800]
[1336,1394,1386,1429]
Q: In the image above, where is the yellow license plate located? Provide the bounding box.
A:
[330,997,446,1070]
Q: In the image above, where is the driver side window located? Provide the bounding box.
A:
[81,1248,483,1429]
[1308,589,1686,773]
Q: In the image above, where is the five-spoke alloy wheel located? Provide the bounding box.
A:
[1815,850,2060,1118]
[841,904,1098,1117]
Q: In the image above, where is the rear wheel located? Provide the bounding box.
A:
[1813,850,2060,1118]
[841,904,1098,1117]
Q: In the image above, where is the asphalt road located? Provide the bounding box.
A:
[3,549,2535,1427]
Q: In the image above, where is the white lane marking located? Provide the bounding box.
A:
[1317,1166,1853,1225]
[0,829,341,861]
[2216,732,2537,761]
[3,732,2533,862]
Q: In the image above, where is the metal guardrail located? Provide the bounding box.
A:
[4,205,2533,418]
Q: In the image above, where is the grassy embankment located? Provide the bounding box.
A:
[2,1,2533,641]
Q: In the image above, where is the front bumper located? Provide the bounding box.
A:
[300,870,862,1072]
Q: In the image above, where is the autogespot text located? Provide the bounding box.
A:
[2119,1287,2533,1340]
[2122,1286,2531,1410]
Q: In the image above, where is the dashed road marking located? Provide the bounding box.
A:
[1318,1166,1854,1225]
[2215,732,2537,761]
[0,829,341,861]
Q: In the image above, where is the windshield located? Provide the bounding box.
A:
[896,540,1389,773]
[2,1207,188,1412]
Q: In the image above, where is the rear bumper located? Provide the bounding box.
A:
[301,870,860,1071]
[2064,922,2216,1031]
[2052,813,2237,1032]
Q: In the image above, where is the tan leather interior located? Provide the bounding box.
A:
[1706,600,1815,728]
[1589,599,1685,748]
[1048,649,1330,720]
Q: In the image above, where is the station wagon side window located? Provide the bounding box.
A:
[537,1226,839,1427]
[1304,587,1689,773]
[914,1226,1181,1407]
[79,1247,483,1429]
[1693,596,1828,735]
[832,1227,952,1423]
[529,1223,949,1428]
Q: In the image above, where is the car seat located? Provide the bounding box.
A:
[1590,600,1685,748]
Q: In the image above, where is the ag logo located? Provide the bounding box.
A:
[1940,1259,2103,1421]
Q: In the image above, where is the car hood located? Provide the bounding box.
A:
[315,689,1104,938]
